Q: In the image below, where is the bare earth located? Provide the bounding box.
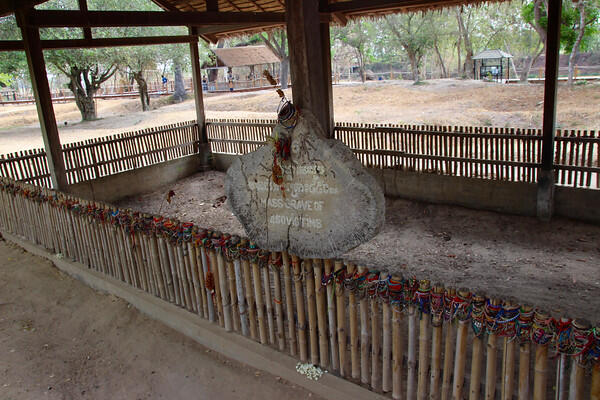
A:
[1,79,600,154]
[117,170,600,321]
[0,239,323,400]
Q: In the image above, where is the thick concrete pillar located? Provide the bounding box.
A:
[188,27,207,145]
[537,0,562,220]
[285,0,334,137]
[16,10,68,190]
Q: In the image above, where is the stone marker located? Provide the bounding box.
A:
[225,111,385,259]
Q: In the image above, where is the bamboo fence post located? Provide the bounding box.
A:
[441,288,457,400]
[430,284,445,400]
[485,298,501,400]
[569,319,590,400]
[533,310,551,400]
[592,361,600,400]
[271,252,285,351]
[518,305,533,400]
[335,260,348,377]
[282,252,297,356]
[216,239,233,331]
[557,348,569,400]
[292,255,308,362]
[417,280,432,400]
[452,289,472,400]
[500,300,519,400]
[241,244,258,340]
[305,259,319,365]
[348,263,360,380]
[160,237,179,304]
[187,241,205,317]
[407,302,418,400]
[391,275,404,400]
[263,252,276,345]
[469,294,486,400]
[381,272,392,392]
[252,249,268,344]
[230,237,248,335]
[371,272,381,392]
[200,245,216,322]
[326,259,339,372]
[313,258,329,368]
[209,245,224,327]
[227,257,240,332]
[176,244,194,311]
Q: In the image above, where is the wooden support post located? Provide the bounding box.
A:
[537,0,562,220]
[285,0,333,137]
[188,27,208,145]
[16,10,68,190]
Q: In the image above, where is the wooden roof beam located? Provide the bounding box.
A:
[26,9,288,28]
[0,35,197,51]
[0,0,46,17]
[321,0,465,14]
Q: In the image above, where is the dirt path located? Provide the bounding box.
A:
[116,170,600,321]
[0,239,322,400]
[2,79,599,154]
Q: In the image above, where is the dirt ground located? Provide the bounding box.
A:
[1,79,600,154]
[0,239,323,400]
[117,170,600,321]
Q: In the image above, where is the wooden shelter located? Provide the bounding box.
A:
[473,49,513,82]
[0,0,564,219]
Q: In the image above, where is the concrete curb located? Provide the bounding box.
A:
[2,230,386,400]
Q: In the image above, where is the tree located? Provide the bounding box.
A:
[385,13,433,81]
[119,45,159,111]
[259,30,289,89]
[456,6,475,78]
[333,21,376,82]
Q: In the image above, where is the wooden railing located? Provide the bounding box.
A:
[1,119,598,190]
[207,120,600,189]
[0,121,200,188]
[1,177,598,400]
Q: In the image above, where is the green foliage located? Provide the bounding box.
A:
[522,0,600,53]
[0,73,13,87]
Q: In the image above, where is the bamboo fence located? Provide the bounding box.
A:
[1,176,598,399]
[0,120,200,188]
[206,119,600,189]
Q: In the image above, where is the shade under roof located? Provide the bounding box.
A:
[211,45,280,67]
[473,49,513,60]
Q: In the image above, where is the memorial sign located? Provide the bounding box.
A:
[226,107,384,259]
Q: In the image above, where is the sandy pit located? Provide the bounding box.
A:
[116,170,600,321]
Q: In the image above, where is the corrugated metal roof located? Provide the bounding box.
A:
[473,49,513,59]
[212,45,280,67]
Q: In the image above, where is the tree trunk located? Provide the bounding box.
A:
[408,51,420,82]
[521,46,544,83]
[75,90,97,120]
[68,72,97,121]
[172,62,186,103]
[133,72,150,111]
[457,36,462,76]
[280,57,289,89]
[568,1,586,87]
[456,9,474,78]
[434,41,447,78]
